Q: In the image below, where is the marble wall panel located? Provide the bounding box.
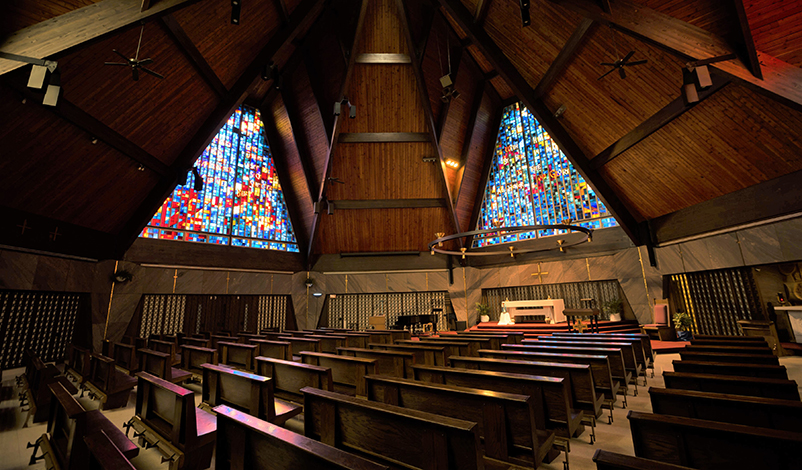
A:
[775,218,802,262]
[428,271,449,291]
[738,225,785,266]
[347,273,385,293]
[92,291,110,325]
[271,274,293,294]
[32,256,71,291]
[93,260,117,294]
[173,269,205,294]
[612,248,642,280]
[704,233,744,269]
[202,270,229,293]
[499,264,526,287]
[476,268,500,289]
[653,245,684,275]
[108,261,146,295]
[677,239,712,273]
[135,267,176,294]
[91,323,105,352]
[228,272,273,295]
[65,260,96,292]
[325,274,347,294]
[587,254,617,281]
[0,250,37,290]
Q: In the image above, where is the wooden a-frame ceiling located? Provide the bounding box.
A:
[1,0,801,270]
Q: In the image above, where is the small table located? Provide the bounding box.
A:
[564,308,600,333]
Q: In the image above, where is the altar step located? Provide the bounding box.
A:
[471,319,641,335]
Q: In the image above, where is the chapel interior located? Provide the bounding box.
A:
[1,1,802,470]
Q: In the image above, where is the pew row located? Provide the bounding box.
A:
[662,371,800,400]
[678,351,780,365]
[299,351,377,397]
[255,356,334,403]
[218,341,257,371]
[179,345,218,381]
[592,450,695,470]
[249,339,292,361]
[672,360,788,379]
[23,350,77,422]
[84,430,137,470]
[535,338,645,384]
[368,342,447,366]
[82,354,136,410]
[337,347,414,378]
[138,348,192,384]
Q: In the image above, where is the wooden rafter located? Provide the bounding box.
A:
[590,74,731,170]
[466,102,503,247]
[116,0,327,257]
[436,42,465,142]
[306,0,369,265]
[533,17,594,98]
[274,0,290,24]
[160,14,228,98]
[417,5,437,59]
[452,78,487,206]
[550,0,802,112]
[438,0,643,245]
[339,133,430,143]
[730,0,761,79]
[303,43,333,142]
[473,0,493,25]
[330,199,447,210]
[0,0,201,76]
[396,0,463,247]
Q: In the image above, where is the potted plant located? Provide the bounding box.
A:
[602,299,623,322]
[673,310,694,341]
[476,302,491,323]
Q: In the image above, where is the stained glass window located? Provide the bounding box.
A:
[474,102,618,247]
[140,105,298,252]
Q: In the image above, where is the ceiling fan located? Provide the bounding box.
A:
[597,50,647,80]
[104,24,164,81]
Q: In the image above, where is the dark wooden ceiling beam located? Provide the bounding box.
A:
[466,101,503,247]
[418,5,437,59]
[339,132,431,143]
[116,0,327,257]
[591,74,731,170]
[473,0,493,25]
[730,0,762,79]
[396,0,463,246]
[330,199,447,210]
[274,0,290,24]
[306,0,369,266]
[303,43,333,142]
[533,17,594,98]
[549,0,802,112]
[438,0,643,245]
[160,14,228,98]
[598,0,611,14]
[436,43,464,142]
[452,78,487,206]
[0,0,202,76]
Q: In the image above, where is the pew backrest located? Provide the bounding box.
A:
[218,341,257,371]
[663,372,800,400]
[368,343,447,366]
[337,347,414,378]
[672,360,788,380]
[112,342,137,373]
[299,352,377,397]
[202,363,275,421]
[249,339,292,361]
[179,345,218,376]
[135,372,199,449]
[255,356,333,402]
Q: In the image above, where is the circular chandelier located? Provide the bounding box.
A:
[428,224,592,258]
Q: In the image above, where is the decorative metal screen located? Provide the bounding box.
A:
[0,290,83,369]
[669,268,760,335]
[134,293,292,337]
[327,292,451,331]
[482,280,622,320]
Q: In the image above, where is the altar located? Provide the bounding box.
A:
[502,299,566,324]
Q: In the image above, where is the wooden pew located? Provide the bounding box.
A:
[22,350,77,422]
[531,339,642,389]
[503,343,632,400]
[282,329,312,336]
[552,333,654,366]
[128,372,217,470]
[370,329,411,342]
[299,351,377,397]
[421,335,490,356]
[83,354,136,410]
[365,331,393,344]
[263,332,292,342]
[541,335,649,379]
[149,338,180,366]
[449,356,601,442]
[628,410,802,469]
[592,450,695,470]
[123,335,147,351]
[337,347,414,378]
[30,382,138,470]
[303,387,484,470]
[101,340,113,358]
[178,345,218,381]
[279,336,321,359]
[678,351,780,365]
[649,387,802,432]
[213,404,388,470]
[64,344,91,382]
[210,334,238,349]
[112,342,138,375]
[479,349,619,422]
[693,334,765,342]
[368,342,447,366]
[255,356,333,404]
[366,374,560,470]
[412,364,583,441]
[396,339,468,361]
[138,348,192,384]
[457,330,525,344]
[180,336,211,349]
[305,334,347,353]
[684,344,774,355]
[218,341,257,371]
[237,332,266,344]
[691,339,769,348]
[672,360,788,379]
[335,332,370,348]
[201,363,301,425]
[84,430,137,470]
[449,333,510,350]
[249,339,292,360]
[663,371,800,400]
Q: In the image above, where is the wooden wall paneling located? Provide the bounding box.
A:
[441,55,482,196]
[489,75,514,100]
[290,63,331,185]
[117,0,326,256]
[160,14,228,97]
[451,78,486,208]
[327,143,443,200]
[420,13,453,126]
[0,0,201,76]
[359,0,408,54]
[600,83,802,221]
[435,43,465,142]
[172,0,284,89]
[1,0,101,36]
[57,20,219,167]
[745,0,802,67]
[438,0,643,245]
[534,17,594,98]
[465,93,502,242]
[0,84,160,235]
[632,0,737,41]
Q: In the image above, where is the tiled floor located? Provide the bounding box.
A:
[2,354,802,470]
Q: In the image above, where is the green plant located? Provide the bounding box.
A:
[475,302,491,318]
[601,299,623,315]
[673,311,693,332]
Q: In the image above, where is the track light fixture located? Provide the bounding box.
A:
[0,52,60,106]
[681,54,735,105]
[519,0,531,27]
[333,98,355,118]
[445,159,460,169]
[439,74,460,103]
[422,157,436,163]
[231,0,241,25]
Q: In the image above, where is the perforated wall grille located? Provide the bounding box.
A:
[140,295,186,337]
[482,280,622,320]
[0,291,82,369]
[327,292,451,331]
[257,295,287,332]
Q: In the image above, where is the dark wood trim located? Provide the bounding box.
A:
[473,0,493,25]
[354,53,411,64]
[274,0,290,24]
[303,43,333,142]
[549,0,802,112]
[651,169,802,245]
[731,0,762,79]
[590,75,731,170]
[436,43,465,142]
[438,0,643,245]
[484,70,499,80]
[533,18,593,98]
[306,0,370,266]
[338,132,431,143]
[598,0,611,14]
[116,0,327,257]
[160,14,228,98]
[329,199,447,210]
[396,0,463,247]
[418,5,437,59]
[466,101,503,246]
[452,79,487,206]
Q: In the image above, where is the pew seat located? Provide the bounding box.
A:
[663,371,800,400]
[84,430,137,470]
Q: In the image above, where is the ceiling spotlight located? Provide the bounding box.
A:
[519,0,531,27]
[554,104,567,118]
[42,69,61,107]
[137,164,145,172]
[445,159,460,169]
[681,67,700,105]
[91,137,98,145]
[333,101,341,116]
[349,103,356,119]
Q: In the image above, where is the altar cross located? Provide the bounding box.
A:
[531,263,549,284]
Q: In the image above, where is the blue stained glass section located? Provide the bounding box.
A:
[475,102,617,247]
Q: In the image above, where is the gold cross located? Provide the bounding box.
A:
[531,263,549,284]
[17,219,30,235]
[574,320,587,333]
[49,227,60,241]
